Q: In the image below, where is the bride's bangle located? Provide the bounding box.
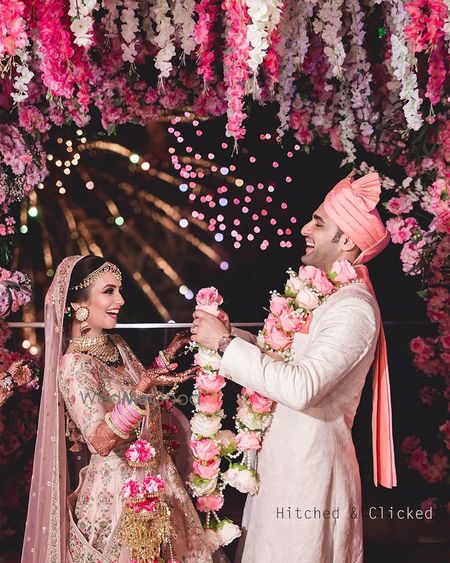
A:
[104,412,130,440]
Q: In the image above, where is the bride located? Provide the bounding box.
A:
[22,255,213,562]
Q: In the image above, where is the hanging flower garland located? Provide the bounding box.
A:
[10,37,34,104]
[194,0,221,86]
[345,0,377,144]
[68,0,98,48]
[275,1,315,139]
[120,0,139,63]
[0,124,47,210]
[386,0,423,131]
[102,0,121,39]
[245,0,282,96]
[33,0,76,99]
[151,0,176,81]
[173,0,196,58]
[222,0,251,142]
[0,0,28,61]
[313,0,346,79]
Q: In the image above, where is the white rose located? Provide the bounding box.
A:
[189,476,218,497]
[236,405,259,430]
[204,528,221,554]
[222,467,259,495]
[194,348,221,371]
[295,287,319,310]
[216,520,242,546]
[191,413,222,437]
[236,405,271,431]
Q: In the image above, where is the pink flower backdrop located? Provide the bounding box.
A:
[0,0,449,544]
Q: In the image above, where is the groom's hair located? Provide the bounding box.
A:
[331,227,343,243]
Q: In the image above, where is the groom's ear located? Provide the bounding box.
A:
[339,235,358,252]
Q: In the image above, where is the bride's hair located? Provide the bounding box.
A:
[66,255,107,305]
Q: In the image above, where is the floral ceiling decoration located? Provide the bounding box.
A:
[0,0,449,536]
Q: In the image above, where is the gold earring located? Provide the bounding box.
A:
[74,306,90,335]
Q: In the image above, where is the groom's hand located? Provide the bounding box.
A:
[191,309,230,351]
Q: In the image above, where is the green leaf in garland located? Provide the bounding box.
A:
[378,27,387,39]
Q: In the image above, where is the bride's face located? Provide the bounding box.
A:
[76,272,124,333]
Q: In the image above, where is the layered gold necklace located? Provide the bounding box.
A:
[71,333,122,366]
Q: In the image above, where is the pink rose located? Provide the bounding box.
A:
[269,294,290,316]
[196,493,224,512]
[278,309,305,333]
[262,314,277,334]
[329,260,358,284]
[196,372,226,393]
[265,324,292,351]
[191,438,220,461]
[193,458,221,479]
[198,392,223,414]
[245,390,273,413]
[285,276,302,295]
[196,287,223,314]
[236,431,261,451]
[298,266,334,294]
[217,430,237,449]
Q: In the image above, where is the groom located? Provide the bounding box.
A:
[191,171,397,563]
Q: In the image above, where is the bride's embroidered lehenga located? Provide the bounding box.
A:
[22,256,212,563]
[60,337,211,562]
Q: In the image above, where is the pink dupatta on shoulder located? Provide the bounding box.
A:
[22,256,84,563]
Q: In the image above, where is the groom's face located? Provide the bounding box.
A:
[300,204,344,271]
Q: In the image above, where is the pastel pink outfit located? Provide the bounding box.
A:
[220,172,396,562]
[58,336,212,562]
[22,256,213,563]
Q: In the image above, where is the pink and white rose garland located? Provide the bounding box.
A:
[188,287,241,549]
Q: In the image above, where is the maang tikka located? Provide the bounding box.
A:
[73,305,90,335]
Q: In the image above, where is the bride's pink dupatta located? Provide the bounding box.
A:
[22,256,84,563]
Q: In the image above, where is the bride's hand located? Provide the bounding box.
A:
[162,331,191,362]
[138,365,199,391]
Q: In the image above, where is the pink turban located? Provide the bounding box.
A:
[323,172,390,265]
[324,171,397,488]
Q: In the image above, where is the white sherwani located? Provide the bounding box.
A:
[220,284,380,563]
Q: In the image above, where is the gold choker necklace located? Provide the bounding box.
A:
[71,334,122,366]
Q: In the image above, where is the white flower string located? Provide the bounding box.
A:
[151,0,176,82]
[313,0,346,79]
[345,0,377,141]
[386,0,423,131]
[245,0,282,96]
[11,38,34,104]
[338,88,357,166]
[276,1,314,140]
[69,0,98,48]
[120,0,139,63]
[172,0,196,59]
[102,0,121,39]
